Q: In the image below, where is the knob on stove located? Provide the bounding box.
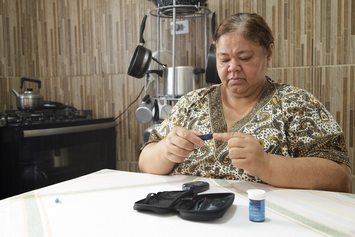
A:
[0,114,7,127]
[25,116,32,124]
[16,117,23,123]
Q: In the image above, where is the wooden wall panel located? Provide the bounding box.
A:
[209,0,355,67]
[0,0,354,191]
[314,0,355,66]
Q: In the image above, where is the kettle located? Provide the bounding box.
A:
[11,78,44,111]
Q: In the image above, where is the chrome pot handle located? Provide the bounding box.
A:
[193,68,205,74]
[151,57,167,68]
[146,70,163,77]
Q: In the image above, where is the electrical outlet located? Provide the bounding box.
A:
[170,20,189,35]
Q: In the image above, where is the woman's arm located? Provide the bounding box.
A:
[139,127,204,175]
[259,154,351,192]
[139,140,175,175]
[213,132,352,192]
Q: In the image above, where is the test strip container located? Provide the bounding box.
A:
[247,189,266,222]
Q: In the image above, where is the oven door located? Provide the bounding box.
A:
[0,118,116,199]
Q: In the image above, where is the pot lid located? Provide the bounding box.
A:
[19,89,44,99]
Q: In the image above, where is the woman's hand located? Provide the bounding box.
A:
[162,127,204,163]
[213,132,351,192]
[213,132,270,177]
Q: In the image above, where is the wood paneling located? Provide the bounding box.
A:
[0,0,354,190]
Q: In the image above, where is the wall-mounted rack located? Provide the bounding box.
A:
[149,1,211,100]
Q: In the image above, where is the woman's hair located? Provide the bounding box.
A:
[214,13,274,54]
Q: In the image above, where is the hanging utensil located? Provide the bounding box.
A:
[127,15,152,78]
[205,12,220,84]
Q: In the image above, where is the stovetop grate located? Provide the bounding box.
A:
[0,109,93,126]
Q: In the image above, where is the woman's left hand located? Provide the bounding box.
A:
[213,132,270,177]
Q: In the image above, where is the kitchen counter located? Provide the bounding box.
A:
[1,169,354,237]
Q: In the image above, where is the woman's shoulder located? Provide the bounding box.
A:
[268,77,317,103]
[180,84,221,102]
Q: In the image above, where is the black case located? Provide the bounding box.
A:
[133,190,235,221]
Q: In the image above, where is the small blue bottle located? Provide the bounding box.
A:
[247,189,266,222]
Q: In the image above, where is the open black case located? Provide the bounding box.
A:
[134,190,235,221]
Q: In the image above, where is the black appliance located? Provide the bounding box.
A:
[0,106,116,200]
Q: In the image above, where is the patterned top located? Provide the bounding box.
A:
[143,77,350,183]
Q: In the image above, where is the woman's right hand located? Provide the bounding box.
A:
[161,127,204,163]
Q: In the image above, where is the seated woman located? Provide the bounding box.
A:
[139,13,352,192]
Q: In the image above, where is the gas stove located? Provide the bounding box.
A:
[0,106,116,200]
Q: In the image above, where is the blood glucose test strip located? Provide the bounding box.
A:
[198,133,213,141]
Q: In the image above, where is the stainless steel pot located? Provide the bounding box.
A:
[11,78,44,111]
[163,66,205,97]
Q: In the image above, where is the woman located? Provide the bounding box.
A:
[139,13,351,192]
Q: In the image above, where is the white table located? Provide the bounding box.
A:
[1,169,354,237]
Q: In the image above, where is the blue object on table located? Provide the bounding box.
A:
[55,198,59,203]
[247,189,266,222]
[198,133,213,141]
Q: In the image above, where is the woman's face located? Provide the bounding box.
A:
[216,31,273,98]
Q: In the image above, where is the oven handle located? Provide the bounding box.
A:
[23,121,116,138]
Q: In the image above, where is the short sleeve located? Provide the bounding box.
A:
[283,88,351,169]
